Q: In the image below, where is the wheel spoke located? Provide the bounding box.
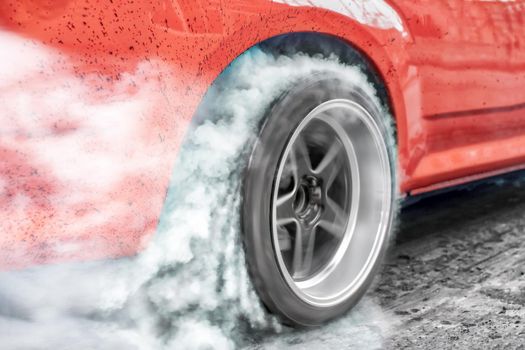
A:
[291,222,303,276]
[315,140,343,190]
[277,226,292,251]
[291,223,317,278]
[319,197,347,239]
[301,226,317,274]
[276,190,296,226]
[292,135,313,174]
[286,148,300,186]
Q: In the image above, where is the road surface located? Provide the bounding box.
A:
[243,172,525,349]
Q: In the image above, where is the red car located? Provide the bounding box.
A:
[1,0,525,326]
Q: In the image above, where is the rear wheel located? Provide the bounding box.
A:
[243,73,396,326]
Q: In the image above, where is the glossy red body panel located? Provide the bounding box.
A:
[0,0,524,269]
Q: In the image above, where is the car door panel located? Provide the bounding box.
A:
[393,0,525,190]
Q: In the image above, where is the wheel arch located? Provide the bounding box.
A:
[196,9,412,187]
[257,32,394,123]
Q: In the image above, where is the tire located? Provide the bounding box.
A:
[242,72,397,326]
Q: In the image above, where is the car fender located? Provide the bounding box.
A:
[0,0,418,269]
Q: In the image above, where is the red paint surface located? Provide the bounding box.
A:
[0,0,524,269]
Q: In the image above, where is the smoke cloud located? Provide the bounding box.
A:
[0,31,393,349]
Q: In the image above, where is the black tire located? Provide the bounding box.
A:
[242,72,397,326]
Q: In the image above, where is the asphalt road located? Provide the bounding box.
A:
[377,172,525,349]
[243,172,525,349]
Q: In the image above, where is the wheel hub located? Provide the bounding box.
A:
[293,176,322,226]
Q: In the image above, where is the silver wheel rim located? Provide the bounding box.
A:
[271,99,392,307]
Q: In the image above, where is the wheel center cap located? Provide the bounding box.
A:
[293,176,322,225]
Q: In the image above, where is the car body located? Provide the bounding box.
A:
[1,0,525,272]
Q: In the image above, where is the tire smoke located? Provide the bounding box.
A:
[0,31,394,349]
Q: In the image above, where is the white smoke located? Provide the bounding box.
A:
[0,30,181,265]
[0,31,394,349]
